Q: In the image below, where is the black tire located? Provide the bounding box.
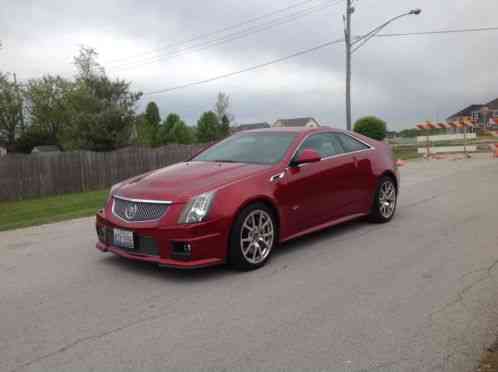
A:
[369,176,397,223]
[228,203,277,270]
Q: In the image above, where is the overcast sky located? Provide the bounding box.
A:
[1,0,497,130]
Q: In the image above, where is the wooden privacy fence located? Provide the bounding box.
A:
[0,144,208,201]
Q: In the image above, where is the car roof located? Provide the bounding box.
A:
[236,126,379,148]
[239,126,345,135]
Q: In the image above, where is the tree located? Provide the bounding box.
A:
[170,120,195,144]
[137,102,161,146]
[196,111,220,143]
[0,72,23,145]
[15,126,55,153]
[157,113,194,144]
[399,128,419,138]
[73,46,104,81]
[135,114,157,146]
[62,46,142,151]
[24,75,72,145]
[144,101,161,127]
[220,114,230,137]
[158,113,181,144]
[353,116,387,141]
[214,92,233,124]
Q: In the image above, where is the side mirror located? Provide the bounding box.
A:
[293,149,321,166]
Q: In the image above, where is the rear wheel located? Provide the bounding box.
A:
[229,203,276,270]
[369,176,397,223]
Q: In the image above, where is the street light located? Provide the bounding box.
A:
[344,7,422,130]
[351,9,422,54]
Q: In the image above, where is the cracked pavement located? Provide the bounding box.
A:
[1,154,498,371]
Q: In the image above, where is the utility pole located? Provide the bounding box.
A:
[344,0,353,131]
[343,6,421,131]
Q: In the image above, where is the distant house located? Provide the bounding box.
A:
[31,145,61,154]
[0,146,6,158]
[447,98,498,127]
[447,104,484,123]
[273,117,320,128]
[232,122,271,133]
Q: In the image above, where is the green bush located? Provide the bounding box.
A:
[15,127,56,153]
[353,116,387,141]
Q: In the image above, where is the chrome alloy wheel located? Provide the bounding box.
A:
[378,180,397,219]
[240,210,274,265]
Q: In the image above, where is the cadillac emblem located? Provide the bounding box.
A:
[124,203,138,220]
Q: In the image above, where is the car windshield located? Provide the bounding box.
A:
[193,132,297,165]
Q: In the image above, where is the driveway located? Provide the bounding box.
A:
[1,154,498,371]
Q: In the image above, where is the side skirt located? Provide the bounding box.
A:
[280,213,368,244]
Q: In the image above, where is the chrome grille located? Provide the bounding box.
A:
[112,197,169,222]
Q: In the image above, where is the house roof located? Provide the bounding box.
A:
[447,104,483,121]
[32,145,60,153]
[447,97,498,120]
[233,122,271,132]
[485,98,498,110]
[274,117,319,127]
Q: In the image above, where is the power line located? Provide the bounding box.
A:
[376,26,498,38]
[104,0,336,66]
[144,38,345,96]
[142,24,498,96]
[109,0,344,71]
[13,26,498,92]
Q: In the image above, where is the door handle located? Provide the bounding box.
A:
[270,171,286,183]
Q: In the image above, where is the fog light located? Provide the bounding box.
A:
[171,241,192,260]
[96,225,107,244]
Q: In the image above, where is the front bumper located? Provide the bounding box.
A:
[95,210,228,269]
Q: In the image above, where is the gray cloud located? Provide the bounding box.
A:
[1,0,497,129]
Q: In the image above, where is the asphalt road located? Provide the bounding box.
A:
[2,154,498,372]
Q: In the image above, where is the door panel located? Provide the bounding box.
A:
[334,133,376,214]
[350,151,377,213]
[276,132,378,237]
[320,155,358,219]
[276,133,349,236]
[277,161,330,235]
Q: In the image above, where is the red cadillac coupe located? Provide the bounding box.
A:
[96,127,399,270]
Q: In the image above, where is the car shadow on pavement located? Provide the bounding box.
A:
[272,217,371,260]
[97,254,232,282]
[96,217,371,281]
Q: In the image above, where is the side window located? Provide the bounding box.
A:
[294,133,344,160]
[336,133,370,153]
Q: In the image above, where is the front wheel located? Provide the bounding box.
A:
[229,203,276,270]
[369,176,397,223]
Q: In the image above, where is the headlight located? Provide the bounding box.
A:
[178,191,216,224]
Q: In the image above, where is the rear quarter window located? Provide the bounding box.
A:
[336,133,370,153]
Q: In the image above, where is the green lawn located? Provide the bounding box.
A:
[0,189,108,232]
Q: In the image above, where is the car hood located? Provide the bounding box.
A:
[113,161,269,203]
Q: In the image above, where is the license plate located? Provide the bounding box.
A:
[113,228,134,249]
